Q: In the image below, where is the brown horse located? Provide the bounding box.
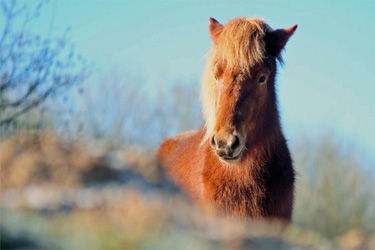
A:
[156,17,297,221]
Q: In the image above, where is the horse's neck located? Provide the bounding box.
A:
[203,141,270,185]
[202,144,270,216]
[244,122,283,161]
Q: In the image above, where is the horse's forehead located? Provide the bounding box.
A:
[213,60,239,74]
[213,56,261,76]
[213,48,266,75]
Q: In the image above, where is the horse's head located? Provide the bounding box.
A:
[202,17,297,163]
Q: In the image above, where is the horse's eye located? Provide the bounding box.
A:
[258,75,267,84]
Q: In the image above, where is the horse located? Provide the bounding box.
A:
[156,17,297,221]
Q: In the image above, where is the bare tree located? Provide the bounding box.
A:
[71,70,202,150]
[0,0,88,129]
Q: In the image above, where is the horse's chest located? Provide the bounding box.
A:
[203,176,268,217]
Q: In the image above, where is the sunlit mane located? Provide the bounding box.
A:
[201,18,275,144]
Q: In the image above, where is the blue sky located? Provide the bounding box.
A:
[19,0,375,161]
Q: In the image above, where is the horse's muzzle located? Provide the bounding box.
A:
[210,133,244,163]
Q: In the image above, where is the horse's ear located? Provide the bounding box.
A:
[209,17,223,43]
[266,24,297,56]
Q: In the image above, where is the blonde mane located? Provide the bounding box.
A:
[201,18,274,144]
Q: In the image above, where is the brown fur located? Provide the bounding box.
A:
[156,17,297,221]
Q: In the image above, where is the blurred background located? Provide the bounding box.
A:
[0,0,374,249]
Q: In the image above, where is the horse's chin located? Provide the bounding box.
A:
[221,157,241,164]
[218,147,244,164]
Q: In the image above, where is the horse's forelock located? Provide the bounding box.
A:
[214,18,272,74]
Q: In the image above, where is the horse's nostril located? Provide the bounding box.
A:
[231,135,241,151]
[210,135,216,148]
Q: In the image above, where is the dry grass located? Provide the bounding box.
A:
[1,132,374,249]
